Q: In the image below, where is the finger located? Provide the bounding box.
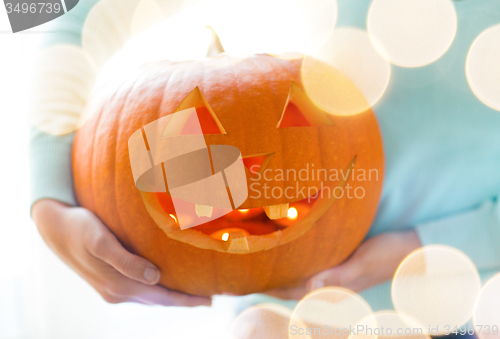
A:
[88,228,161,285]
[263,285,309,300]
[306,263,360,292]
[83,266,210,307]
[125,280,212,307]
[306,269,338,291]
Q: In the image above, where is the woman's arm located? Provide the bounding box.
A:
[29,0,99,211]
[265,196,500,300]
[415,199,500,271]
[30,0,211,306]
[264,230,421,300]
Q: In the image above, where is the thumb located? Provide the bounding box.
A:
[306,267,341,292]
[89,228,161,285]
[306,262,359,292]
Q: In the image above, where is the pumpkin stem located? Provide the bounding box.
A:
[205,25,225,57]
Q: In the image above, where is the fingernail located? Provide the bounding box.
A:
[310,280,324,291]
[143,267,160,283]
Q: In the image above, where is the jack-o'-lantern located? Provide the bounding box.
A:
[73,46,384,296]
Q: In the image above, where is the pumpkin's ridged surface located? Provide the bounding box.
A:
[73,55,384,296]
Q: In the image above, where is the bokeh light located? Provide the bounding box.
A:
[310,27,391,114]
[392,245,481,334]
[473,273,500,339]
[230,303,310,339]
[302,55,374,116]
[126,14,211,63]
[131,0,337,56]
[82,0,142,68]
[30,45,97,135]
[131,0,201,36]
[466,24,500,112]
[95,9,212,90]
[131,0,165,36]
[83,0,340,106]
[350,311,429,339]
[367,0,457,67]
[208,0,337,55]
[291,287,374,339]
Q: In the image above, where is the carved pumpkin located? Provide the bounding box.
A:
[72,53,384,297]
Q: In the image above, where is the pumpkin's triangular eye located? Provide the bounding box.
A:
[278,102,311,127]
[195,106,222,134]
[277,82,334,128]
[241,153,274,176]
[171,87,226,135]
[173,106,223,135]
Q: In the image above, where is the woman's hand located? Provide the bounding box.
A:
[264,230,422,300]
[32,199,211,307]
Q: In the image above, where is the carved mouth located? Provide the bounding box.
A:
[192,196,318,238]
[140,156,356,253]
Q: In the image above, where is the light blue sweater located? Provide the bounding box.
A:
[30,0,500,311]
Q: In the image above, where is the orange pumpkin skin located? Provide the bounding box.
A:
[72,54,384,297]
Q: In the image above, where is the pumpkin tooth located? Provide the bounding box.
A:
[263,204,289,220]
[195,204,213,218]
[226,232,250,253]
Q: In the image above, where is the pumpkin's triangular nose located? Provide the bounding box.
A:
[241,153,274,175]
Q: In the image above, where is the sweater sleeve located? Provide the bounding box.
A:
[29,0,100,211]
[415,198,500,271]
[30,128,77,207]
